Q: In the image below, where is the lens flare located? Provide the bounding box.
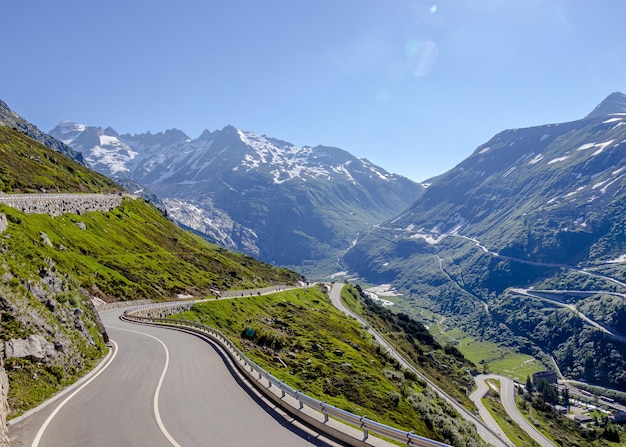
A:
[405,39,439,78]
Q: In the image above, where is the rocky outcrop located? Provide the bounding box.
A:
[5,334,56,362]
[0,194,123,217]
[0,214,6,234]
[0,360,9,447]
[0,261,108,417]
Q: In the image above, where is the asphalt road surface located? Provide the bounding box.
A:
[10,308,338,447]
[473,375,556,447]
[469,376,510,443]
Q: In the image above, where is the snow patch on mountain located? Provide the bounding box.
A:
[548,155,570,164]
[332,164,357,184]
[501,166,516,179]
[607,254,626,264]
[162,198,260,257]
[577,140,615,156]
[410,232,446,244]
[87,138,137,175]
[595,174,625,194]
[564,186,586,198]
[53,121,87,144]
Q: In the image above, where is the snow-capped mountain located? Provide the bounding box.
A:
[50,123,423,272]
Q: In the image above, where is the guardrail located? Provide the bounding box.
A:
[122,302,452,447]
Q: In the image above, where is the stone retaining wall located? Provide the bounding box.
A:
[95,299,154,311]
[0,194,124,217]
[133,303,194,319]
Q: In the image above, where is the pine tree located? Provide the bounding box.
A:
[526,375,533,393]
[561,387,570,407]
[602,423,620,443]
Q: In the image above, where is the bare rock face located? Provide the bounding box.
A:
[5,334,56,362]
[40,231,53,247]
[0,214,7,234]
[0,360,9,447]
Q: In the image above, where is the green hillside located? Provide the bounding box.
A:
[0,126,120,193]
[0,198,302,416]
[345,109,626,391]
[172,285,486,447]
[0,128,302,416]
[1,199,302,302]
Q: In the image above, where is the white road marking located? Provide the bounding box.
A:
[109,325,182,447]
[31,340,119,447]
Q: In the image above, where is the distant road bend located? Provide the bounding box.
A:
[472,375,556,447]
[510,288,626,343]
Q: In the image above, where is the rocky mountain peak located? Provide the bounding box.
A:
[198,129,214,140]
[585,91,626,118]
[103,126,119,137]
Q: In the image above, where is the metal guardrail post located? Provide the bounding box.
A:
[321,402,329,423]
[295,392,304,410]
[360,416,369,441]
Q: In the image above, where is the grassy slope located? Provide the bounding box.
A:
[1,199,301,415]
[173,285,486,447]
[340,284,478,409]
[0,126,121,193]
[0,127,304,415]
[1,198,302,302]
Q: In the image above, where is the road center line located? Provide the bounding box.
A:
[31,340,119,447]
[109,325,182,447]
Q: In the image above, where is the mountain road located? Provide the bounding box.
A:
[9,308,338,447]
[473,375,557,447]
[328,284,513,447]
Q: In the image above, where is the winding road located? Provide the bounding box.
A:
[472,375,556,447]
[509,288,626,343]
[438,232,626,443]
[9,308,339,447]
[328,284,513,447]
[8,275,621,446]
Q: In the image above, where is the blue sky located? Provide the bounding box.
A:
[2,1,625,182]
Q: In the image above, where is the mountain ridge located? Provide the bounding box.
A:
[0,102,85,165]
[585,91,626,119]
[50,122,423,274]
[345,92,626,390]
